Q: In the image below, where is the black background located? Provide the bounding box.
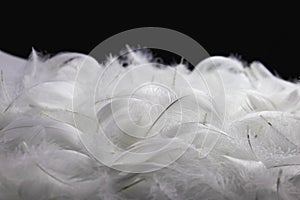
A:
[1,5,298,80]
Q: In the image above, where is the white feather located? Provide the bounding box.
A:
[1,49,300,199]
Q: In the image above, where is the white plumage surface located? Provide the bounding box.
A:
[0,49,300,199]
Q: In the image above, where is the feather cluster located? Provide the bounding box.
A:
[0,49,300,199]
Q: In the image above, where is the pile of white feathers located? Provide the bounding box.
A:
[0,49,300,200]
